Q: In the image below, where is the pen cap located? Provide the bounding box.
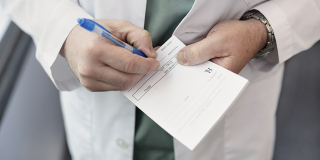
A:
[77,18,95,31]
[77,18,111,33]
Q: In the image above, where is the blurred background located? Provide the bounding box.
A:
[0,4,320,160]
[0,6,71,160]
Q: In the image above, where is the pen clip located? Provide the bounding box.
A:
[87,19,111,34]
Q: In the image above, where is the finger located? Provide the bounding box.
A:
[176,38,221,66]
[78,62,145,88]
[211,56,245,74]
[97,44,160,74]
[103,20,158,59]
[154,46,161,51]
[80,77,128,92]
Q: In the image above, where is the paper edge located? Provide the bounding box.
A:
[185,79,250,150]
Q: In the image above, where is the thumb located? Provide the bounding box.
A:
[176,38,215,66]
[103,20,158,59]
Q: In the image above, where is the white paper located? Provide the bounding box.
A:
[121,36,249,150]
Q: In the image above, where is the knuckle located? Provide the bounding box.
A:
[80,79,95,90]
[141,30,151,38]
[136,30,151,46]
[188,46,201,63]
[78,65,94,77]
[119,20,131,27]
[85,42,96,55]
[123,59,139,73]
[124,20,132,25]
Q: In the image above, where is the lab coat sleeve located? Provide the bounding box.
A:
[249,0,320,71]
[0,0,93,91]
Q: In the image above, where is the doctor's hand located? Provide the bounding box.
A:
[176,19,267,73]
[60,19,160,92]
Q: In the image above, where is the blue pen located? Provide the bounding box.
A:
[77,18,147,58]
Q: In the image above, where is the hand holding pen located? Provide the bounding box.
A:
[60,19,160,92]
[77,18,148,58]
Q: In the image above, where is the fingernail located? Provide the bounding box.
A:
[149,46,158,58]
[154,65,160,71]
[177,51,188,65]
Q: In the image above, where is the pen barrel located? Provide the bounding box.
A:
[107,33,147,58]
[103,31,147,58]
[132,48,148,58]
[78,18,147,58]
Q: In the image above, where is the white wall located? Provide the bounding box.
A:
[0,4,10,41]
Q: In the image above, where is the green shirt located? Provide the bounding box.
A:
[134,0,194,160]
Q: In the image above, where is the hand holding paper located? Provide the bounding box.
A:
[176,19,267,73]
[122,36,248,150]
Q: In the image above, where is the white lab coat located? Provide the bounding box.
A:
[1,0,320,159]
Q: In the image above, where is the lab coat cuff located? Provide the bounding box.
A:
[249,1,294,72]
[35,0,93,91]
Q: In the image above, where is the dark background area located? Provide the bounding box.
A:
[273,41,320,160]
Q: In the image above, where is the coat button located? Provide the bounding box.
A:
[117,139,128,149]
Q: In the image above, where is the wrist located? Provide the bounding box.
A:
[60,24,81,59]
[241,10,276,59]
[244,19,268,58]
[247,18,268,51]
